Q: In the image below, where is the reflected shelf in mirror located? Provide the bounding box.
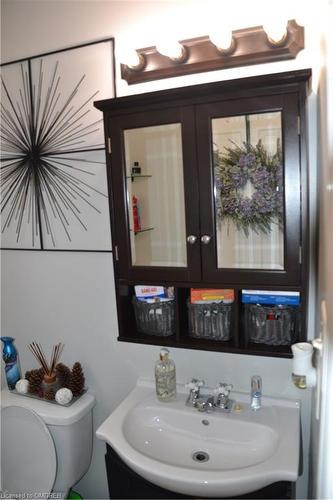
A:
[130,227,154,235]
[126,174,152,182]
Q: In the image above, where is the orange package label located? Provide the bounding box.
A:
[190,289,234,304]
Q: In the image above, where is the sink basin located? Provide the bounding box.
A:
[96,379,300,497]
[124,404,279,470]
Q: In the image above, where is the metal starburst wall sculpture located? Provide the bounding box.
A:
[0,59,108,249]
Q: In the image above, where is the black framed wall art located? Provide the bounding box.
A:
[0,38,115,251]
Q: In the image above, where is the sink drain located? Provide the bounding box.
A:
[192,451,209,463]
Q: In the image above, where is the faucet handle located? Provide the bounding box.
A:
[214,383,233,396]
[185,379,205,391]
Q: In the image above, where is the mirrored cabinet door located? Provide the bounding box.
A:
[109,108,201,281]
[124,124,187,268]
[212,111,284,271]
[197,94,301,285]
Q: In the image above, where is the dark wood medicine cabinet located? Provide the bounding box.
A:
[94,69,311,358]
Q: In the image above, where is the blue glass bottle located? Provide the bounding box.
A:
[1,337,21,390]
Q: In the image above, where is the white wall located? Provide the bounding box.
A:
[311,1,333,498]
[0,1,325,498]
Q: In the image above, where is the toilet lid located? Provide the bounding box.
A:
[1,406,57,496]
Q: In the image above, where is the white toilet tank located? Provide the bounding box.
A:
[1,388,95,498]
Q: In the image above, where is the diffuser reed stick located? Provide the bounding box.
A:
[50,343,63,375]
[28,342,64,383]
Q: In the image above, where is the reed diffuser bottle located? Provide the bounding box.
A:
[28,342,64,391]
[155,348,176,401]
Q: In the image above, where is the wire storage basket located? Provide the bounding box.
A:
[187,300,232,341]
[132,297,175,336]
[244,304,300,346]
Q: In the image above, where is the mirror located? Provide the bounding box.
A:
[212,112,284,270]
[124,123,187,267]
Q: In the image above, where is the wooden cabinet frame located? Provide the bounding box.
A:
[95,69,311,357]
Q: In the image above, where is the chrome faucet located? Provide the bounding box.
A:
[185,380,234,413]
[251,375,262,410]
[213,383,234,411]
[185,379,205,407]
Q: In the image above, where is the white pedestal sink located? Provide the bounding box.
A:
[97,379,300,497]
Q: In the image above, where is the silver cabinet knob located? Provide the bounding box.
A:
[187,235,197,244]
[201,235,211,244]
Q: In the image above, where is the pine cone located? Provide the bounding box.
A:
[37,387,44,399]
[69,362,85,397]
[55,363,71,388]
[44,388,55,401]
[28,368,44,395]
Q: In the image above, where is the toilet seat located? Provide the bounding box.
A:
[1,405,57,497]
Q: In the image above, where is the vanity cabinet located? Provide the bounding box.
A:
[95,69,311,357]
[105,444,295,499]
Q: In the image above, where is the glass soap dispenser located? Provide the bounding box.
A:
[155,348,176,401]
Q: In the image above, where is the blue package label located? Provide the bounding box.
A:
[241,290,300,306]
[135,285,166,300]
[134,285,175,301]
